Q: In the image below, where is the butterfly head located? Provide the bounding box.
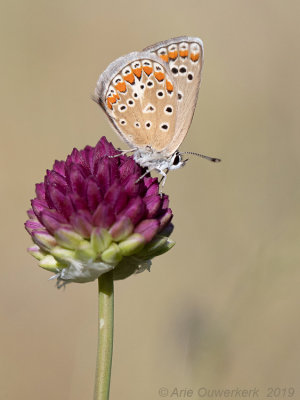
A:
[168,151,188,171]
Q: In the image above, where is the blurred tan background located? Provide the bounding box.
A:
[1,0,300,399]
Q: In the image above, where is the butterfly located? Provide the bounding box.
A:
[94,36,220,187]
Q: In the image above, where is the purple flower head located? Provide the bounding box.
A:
[25,137,174,286]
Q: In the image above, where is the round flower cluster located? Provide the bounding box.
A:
[25,137,174,286]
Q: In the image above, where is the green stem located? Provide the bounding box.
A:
[94,270,114,400]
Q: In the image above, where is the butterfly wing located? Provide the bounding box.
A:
[95,51,179,153]
[144,36,204,155]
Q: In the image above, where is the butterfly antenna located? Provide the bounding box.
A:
[180,152,221,163]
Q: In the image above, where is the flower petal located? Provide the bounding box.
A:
[119,196,145,225]
[144,195,162,218]
[45,170,68,194]
[32,230,57,251]
[52,160,66,176]
[69,193,88,212]
[109,216,133,242]
[122,174,143,197]
[35,183,46,200]
[85,177,102,212]
[25,219,44,234]
[104,182,128,214]
[31,198,48,220]
[134,219,160,242]
[47,187,74,219]
[70,210,93,238]
[39,209,68,234]
[119,158,141,181]
[158,208,173,230]
[92,137,119,168]
[66,163,87,196]
[92,202,115,229]
[145,178,159,197]
[95,157,119,193]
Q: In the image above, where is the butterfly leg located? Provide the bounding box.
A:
[108,148,137,158]
[158,169,169,195]
[135,168,153,183]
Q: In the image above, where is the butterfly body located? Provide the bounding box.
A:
[95,36,218,184]
[133,147,185,172]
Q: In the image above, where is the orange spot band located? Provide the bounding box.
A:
[190,53,200,62]
[179,50,188,58]
[168,50,178,60]
[166,80,173,92]
[159,54,169,62]
[154,71,165,82]
[124,72,135,84]
[143,66,153,75]
[133,67,142,78]
[115,81,126,93]
[108,95,117,104]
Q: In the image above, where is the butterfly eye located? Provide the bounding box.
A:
[173,154,182,166]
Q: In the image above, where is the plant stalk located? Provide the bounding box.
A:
[94,270,114,400]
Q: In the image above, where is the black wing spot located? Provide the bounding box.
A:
[160,123,169,131]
